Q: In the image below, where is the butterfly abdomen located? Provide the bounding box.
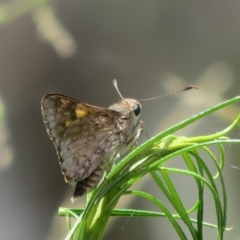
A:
[72,161,105,200]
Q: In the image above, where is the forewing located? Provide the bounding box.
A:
[41,93,123,183]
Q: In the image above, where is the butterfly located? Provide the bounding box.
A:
[41,80,196,200]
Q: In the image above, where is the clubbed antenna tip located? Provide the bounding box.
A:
[113,79,124,100]
[183,85,199,91]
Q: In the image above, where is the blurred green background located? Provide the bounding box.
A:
[0,1,240,239]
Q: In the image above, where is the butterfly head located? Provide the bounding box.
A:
[109,98,142,118]
[111,79,142,118]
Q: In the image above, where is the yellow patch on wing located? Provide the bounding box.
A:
[75,109,88,118]
[65,120,72,127]
[60,99,69,107]
[75,103,98,119]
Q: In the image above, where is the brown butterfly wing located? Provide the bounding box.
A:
[41,94,123,185]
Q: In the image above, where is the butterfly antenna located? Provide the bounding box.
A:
[139,85,198,102]
[113,79,124,99]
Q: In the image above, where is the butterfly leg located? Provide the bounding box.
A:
[140,120,149,139]
[126,121,145,149]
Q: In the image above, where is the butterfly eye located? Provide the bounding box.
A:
[132,103,141,116]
